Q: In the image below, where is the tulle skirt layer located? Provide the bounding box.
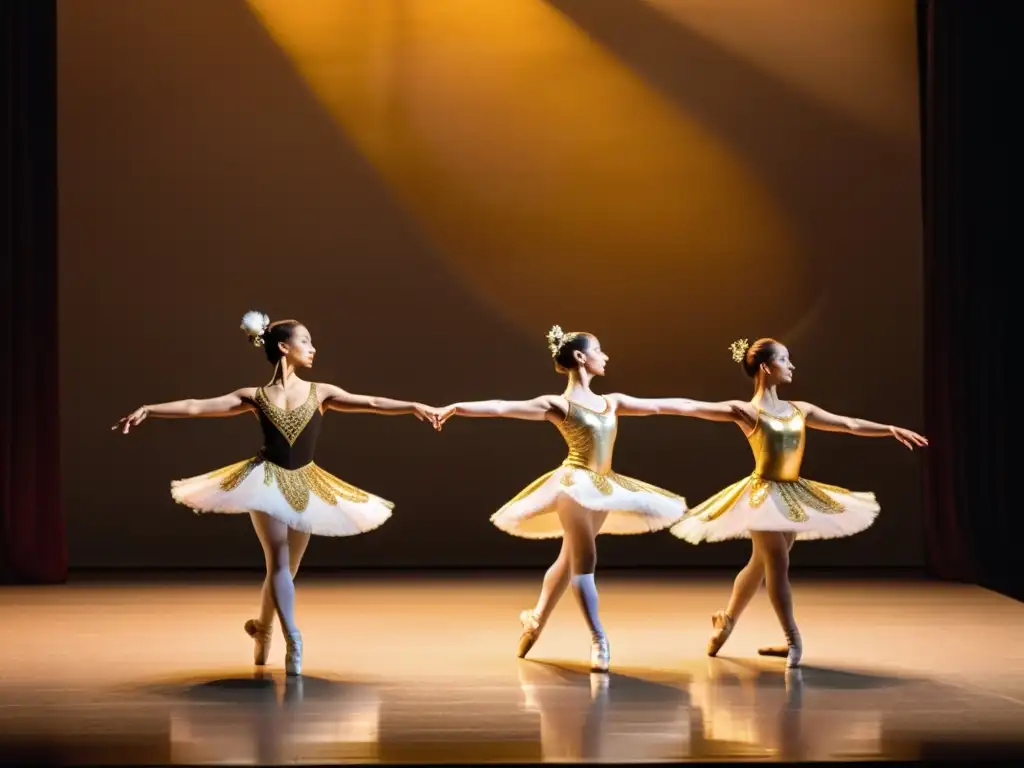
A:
[490,464,687,539]
[670,474,879,544]
[170,457,394,537]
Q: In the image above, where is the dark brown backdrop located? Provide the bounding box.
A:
[57,0,925,569]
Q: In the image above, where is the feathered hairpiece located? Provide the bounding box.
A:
[728,338,750,364]
[547,325,578,356]
[240,310,271,347]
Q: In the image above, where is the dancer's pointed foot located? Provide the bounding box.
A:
[285,631,303,676]
[590,635,610,673]
[244,619,273,666]
[707,610,735,657]
[517,609,543,659]
[784,628,803,668]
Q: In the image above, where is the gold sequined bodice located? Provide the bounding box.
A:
[747,403,805,482]
[557,399,617,475]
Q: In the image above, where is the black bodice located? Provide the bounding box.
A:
[251,383,322,470]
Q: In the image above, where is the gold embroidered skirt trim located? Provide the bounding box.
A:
[490,464,687,540]
[212,458,381,513]
[170,457,394,538]
[670,474,879,544]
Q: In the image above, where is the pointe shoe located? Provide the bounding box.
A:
[784,628,802,669]
[590,635,610,673]
[756,644,789,658]
[707,610,735,657]
[517,609,543,659]
[244,619,273,666]
[285,631,303,677]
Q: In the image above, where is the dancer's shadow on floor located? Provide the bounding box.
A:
[685,658,984,761]
[178,672,339,702]
[697,660,1024,761]
[517,660,693,762]
[713,657,912,690]
[134,668,379,710]
[134,670,383,764]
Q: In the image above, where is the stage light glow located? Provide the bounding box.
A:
[245,0,801,363]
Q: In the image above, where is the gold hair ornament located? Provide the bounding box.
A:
[729,338,750,364]
[547,325,579,357]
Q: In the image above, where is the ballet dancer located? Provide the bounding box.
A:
[668,337,927,667]
[435,326,688,672]
[113,311,444,675]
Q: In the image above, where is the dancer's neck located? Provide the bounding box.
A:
[268,360,301,388]
[751,382,784,411]
[563,369,595,399]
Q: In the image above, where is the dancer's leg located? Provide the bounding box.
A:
[535,537,571,623]
[726,546,767,619]
[518,537,572,658]
[752,531,801,667]
[257,526,312,628]
[757,533,798,658]
[250,512,304,674]
[559,500,611,671]
[707,540,766,656]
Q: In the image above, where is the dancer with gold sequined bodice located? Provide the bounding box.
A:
[113,311,445,676]
[434,326,689,673]
[668,338,927,667]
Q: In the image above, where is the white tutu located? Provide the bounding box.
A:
[491,464,687,539]
[171,457,394,537]
[670,474,879,544]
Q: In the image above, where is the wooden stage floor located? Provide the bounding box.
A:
[1,571,1022,765]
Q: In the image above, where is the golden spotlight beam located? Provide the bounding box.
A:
[246,0,801,361]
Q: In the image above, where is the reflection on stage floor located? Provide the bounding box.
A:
[1,572,1022,763]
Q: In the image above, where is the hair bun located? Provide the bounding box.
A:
[240,311,270,347]
[728,338,750,364]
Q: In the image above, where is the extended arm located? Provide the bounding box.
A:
[113,388,257,433]
[318,383,436,422]
[442,395,564,423]
[609,393,756,428]
[793,401,928,449]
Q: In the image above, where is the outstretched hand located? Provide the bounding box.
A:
[112,406,148,434]
[434,405,456,430]
[890,426,928,450]
[413,404,454,431]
